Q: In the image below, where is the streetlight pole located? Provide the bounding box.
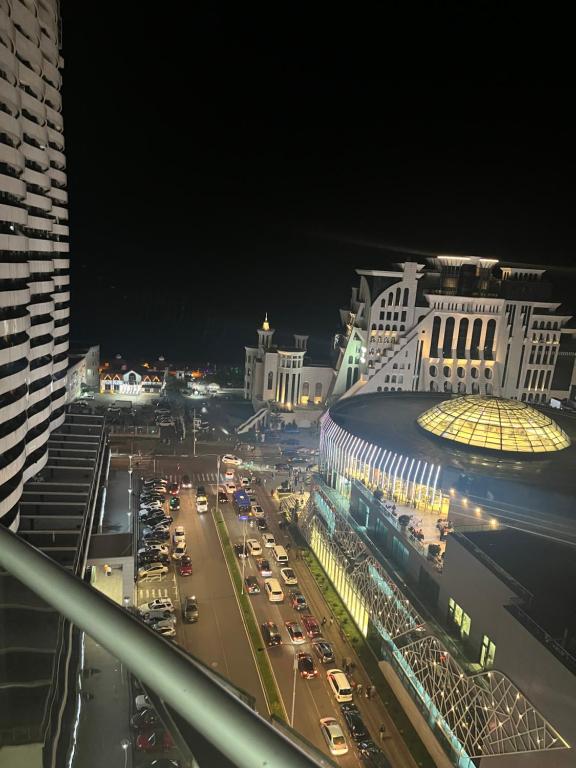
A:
[290,649,298,728]
[241,517,247,594]
[215,455,220,520]
[193,408,197,458]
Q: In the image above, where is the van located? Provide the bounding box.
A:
[264,578,285,603]
[272,545,288,565]
[326,669,354,702]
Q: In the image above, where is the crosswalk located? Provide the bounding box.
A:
[144,472,232,484]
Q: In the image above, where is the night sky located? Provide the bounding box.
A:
[61,6,576,364]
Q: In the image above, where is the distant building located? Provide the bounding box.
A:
[243,315,333,426]
[99,358,166,396]
[333,257,576,404]
[66,344,100,402]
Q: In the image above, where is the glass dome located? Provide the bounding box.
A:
[417,396,571,453]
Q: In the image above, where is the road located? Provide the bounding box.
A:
[136,455,268,716]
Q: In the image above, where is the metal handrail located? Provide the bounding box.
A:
[0,525,329,768]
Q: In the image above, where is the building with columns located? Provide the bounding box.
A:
[333,256,576,405]
[244,315,333,424]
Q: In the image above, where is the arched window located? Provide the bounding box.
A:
[528,393,533,402]
[385,325,390,331]
[443,365,451,378]
[377,386,382,392]
[378,324,384,331]
[443,317,455,357]
[521,393,527,402]
[471,367,479,379]
[485,368,492,380]
[397,386,402,391]
[395,287,401,305]
[314,382,323,398]
[457,366,465,378]
[383,386,389,392]
[534,393,540,402]
[302,381,309,396]
[400,325,405,331]
[430,381,438,392]
[485,383,493,395]
[457,382,466,394]
[472,382,480,394]
[456,317,468,357]
[403,287,409,306]
[388,292,393,306]
[430,316,441,357]
[391,375,397,383]
[471,318,482,358]
[484,319,496,360]
[384,375,390,383]
[429,365,437,377]
[267,371,273,390]
[392,363,398,369]
[444,381,453,392]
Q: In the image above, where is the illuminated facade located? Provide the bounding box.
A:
[244,315,333,410]
[305,392,575,766]
[0,0,68,531]
[332,257,576,406]
[417,395,570,453]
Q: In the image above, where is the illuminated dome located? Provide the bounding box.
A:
[417,396,571,453]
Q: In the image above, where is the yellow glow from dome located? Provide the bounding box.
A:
[417,396,570,453]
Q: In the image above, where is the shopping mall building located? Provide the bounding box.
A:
[300,391,576,767]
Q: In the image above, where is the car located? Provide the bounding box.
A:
[280,567,298,586]
[302,614,321,638]
[196,498,208,513]
[285,621,305,644]
[256,517,268,531]
[134,694,151,710]
[178,555,193,576]
[173,525,185,543]
[313,640,336,664]
[140,494,165,503]
[225,483,236,494]
[172,541,187,560]
[224,469,235,480]
[319,717,348,756]
[139,504,163,515]
[142,528,170,542]
[131,708,160,730]
[244,576,260,594]
[356,741,392,766]
[261,621,282,646]
[143,513,173,525]
[138,551,170,566]
[139,598,174,613]
[250,504,265,518]
[141,516,171,529]
[340,703,369,742]
[246,538,262,557]
[141,610,176,626]
[169,497,180,511]
[141,760,181,768]
[151,619,176,638]
[275,463,290,471]
[262,533,275,548]
[180,474,192,488]
[196,485,206,496]
[327,669,353,702]
[217,490,228,503]
[135,729,175,752]
[222,454,242,466]
[138,545,169,557]
[182,595,198,623]
[234,543,249,559]
[289,590,308,611]
[241,476,251,486]
[297,652,318,679]
[255,558,272,577]
[138,563,169,579]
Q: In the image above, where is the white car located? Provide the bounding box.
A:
[280,567,298,585]
[151,619,176,638]
[247,538,262,556]
[226,483,236,494]
[138,544,169,557]
[262,533,276,548]
[224,469,235,480]
[135,694,151,710]
[250,504,265,518]
[241,476,251,486]
[319,717,348,756]
[196,499,208,513]
[173,525,186,543]
[172,541,187,560]
[138,563,169,580]
[222,454,242,466]
[138,598,174,613]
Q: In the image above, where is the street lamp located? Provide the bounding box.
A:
[120,738,130,768]
[290,649,298,728]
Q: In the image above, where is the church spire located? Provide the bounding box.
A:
[262,313,270,332]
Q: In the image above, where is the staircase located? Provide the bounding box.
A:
[236,406,268,434]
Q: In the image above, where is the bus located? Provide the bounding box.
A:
[233,490,251,519]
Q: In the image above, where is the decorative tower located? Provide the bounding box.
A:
[257,313,275,351]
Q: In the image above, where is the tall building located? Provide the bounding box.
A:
[0,0,68,530]
[333,257,576,404]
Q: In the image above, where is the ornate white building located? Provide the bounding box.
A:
[333,257,576,405]
[243,315,333,424]
[0,0,68,530]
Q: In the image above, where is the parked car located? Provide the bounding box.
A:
[340,703,369,742]
[302,614,321,638]
[356,740,392,766]
[138,563,169,579]
[138,545,169,557]
[319,717,348,756]
[139,598,174,613]
[151,620,177,638]
[327,669,353,702]
[130,708,160,730]
[313,640,335,664]
[178,555,193,576]
[142,528,170,542]
[138,551,170,566]
[172,541,187,560]
[135,729,175,752]
[172,525,185,543]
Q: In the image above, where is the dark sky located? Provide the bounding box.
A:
[61,5,576,364]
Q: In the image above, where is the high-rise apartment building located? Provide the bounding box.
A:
[0,0,68,530]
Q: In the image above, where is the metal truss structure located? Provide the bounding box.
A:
[402,635,568,757]
[299,482,569,760]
